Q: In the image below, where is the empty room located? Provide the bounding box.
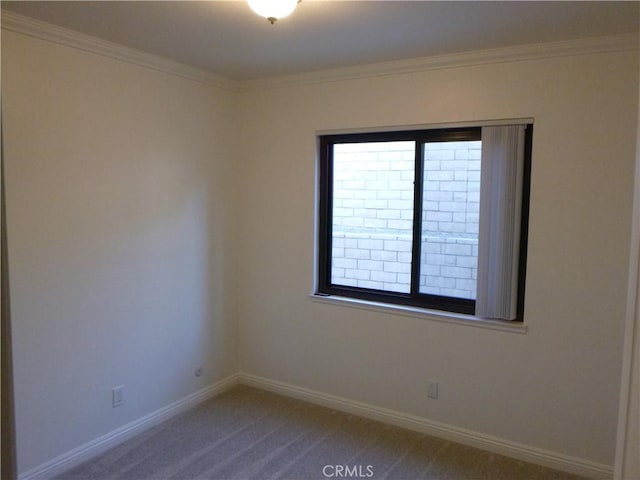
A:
[2,1,640,479]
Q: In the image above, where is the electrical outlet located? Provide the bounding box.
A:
[112,385,124,407]
[427,381,438,400]
[194,366,203,377]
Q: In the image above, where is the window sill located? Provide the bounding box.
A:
[309,294,528,334]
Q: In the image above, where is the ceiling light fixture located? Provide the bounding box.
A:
[248,0,299,24]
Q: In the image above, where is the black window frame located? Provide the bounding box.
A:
[317,125,533,321]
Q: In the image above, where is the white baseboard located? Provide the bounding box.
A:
[19,373,240,480]
[238,373,613,480]
[19,372,613,480]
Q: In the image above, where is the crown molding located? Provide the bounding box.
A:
[0,11,239,92]
[239,32,639,92]
[2,9,637,94]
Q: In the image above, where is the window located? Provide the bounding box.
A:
[317,124,532,321]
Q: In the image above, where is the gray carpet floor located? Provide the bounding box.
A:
[56,385,587,480]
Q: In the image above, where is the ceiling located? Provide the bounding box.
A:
[2,1,638,81]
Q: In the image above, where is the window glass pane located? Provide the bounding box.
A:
[419,140,481,299]
[331,141,415,293]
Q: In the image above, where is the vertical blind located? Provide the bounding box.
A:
[476,125,526,320]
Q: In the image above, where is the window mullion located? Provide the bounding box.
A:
[410,140,424,297]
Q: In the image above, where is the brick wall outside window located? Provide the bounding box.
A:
[331,140,481,299]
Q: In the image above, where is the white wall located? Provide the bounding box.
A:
[615,48,640,479]
[2,30,238,473]
[236,51,639,466]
